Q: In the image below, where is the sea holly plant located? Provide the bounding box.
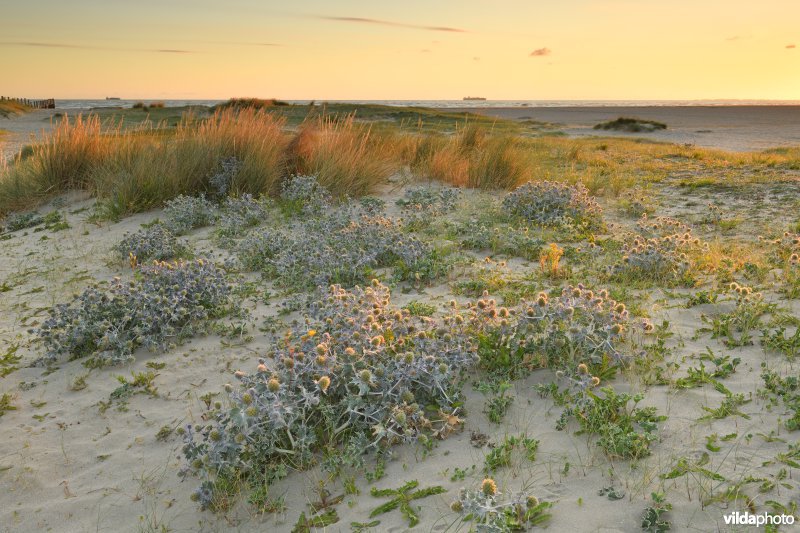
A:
[609,216,707,285]
[452,477,552,531]
[115,224,189,262]
[280,174,333,216]
[235,205,448,289]
[369,480,446,528]
[162,194,217,235]
[180,280,479,510]
[471,284,654,381]
[502,181,605,234]
[34,259,236,367]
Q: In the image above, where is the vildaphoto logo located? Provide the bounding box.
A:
[722,511,795,527]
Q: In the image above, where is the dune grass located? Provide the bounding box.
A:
[1,103,799,218]
[0,101,34,118]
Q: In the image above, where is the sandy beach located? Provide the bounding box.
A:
[1,102,800,532]
[460,106,800,152]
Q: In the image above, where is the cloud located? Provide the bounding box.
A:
[530,47,551,57]
[787,44,796,49]
[315,15,466,33]
[0,41,198,53]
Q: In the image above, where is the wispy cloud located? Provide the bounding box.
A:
[530,47,551,57]
[787,44,796,49]
[0,41,198,53]
[315,15,467,33]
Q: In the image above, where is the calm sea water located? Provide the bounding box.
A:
[54,99,800,110]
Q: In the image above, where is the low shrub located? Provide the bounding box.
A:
[609,215,706,285]
[452,477,552,530]
[180,281,479,510]
[236,212,446,288]
[280,174,333,216]
[115,224,188,262]
[502,181,604,233]
[593,117,667,133]
[216,194,270,238]
[34,259,235,367]
[162,194,217,235]
[472,284,649,379]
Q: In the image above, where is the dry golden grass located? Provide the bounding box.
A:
[287,115,397,197]
[410,124,533,189]
[1,106,799,217]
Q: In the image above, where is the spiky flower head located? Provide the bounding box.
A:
[481,478,498,496]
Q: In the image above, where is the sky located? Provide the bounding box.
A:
[1,0,798,100]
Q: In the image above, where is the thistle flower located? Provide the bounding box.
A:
[267,378,280,393]
[257,363,267,373]
[359,369,372,382]
[591,376,601,387]
[577,363,589,375]
[317,375,331,393]
[481,478,498,496]
[450,501,463,512]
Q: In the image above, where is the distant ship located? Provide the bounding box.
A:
[106,97,121,100]
[463,96,487,101]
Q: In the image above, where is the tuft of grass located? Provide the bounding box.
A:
[287,115,397,197]
[413,124,532,189]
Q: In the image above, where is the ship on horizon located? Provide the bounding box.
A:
[462,96,487,101]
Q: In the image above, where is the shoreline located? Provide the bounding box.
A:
[3,105,800,158]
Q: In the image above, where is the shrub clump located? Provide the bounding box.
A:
[502,181,604,233]
[115,224,188,263]
[610,215,707,284]
[162,194,217,235]
[34,259,234,367]
[216,194,270,238]
[280,174,333,216]
[453,477,552,530]
[236,207,447,289]
[180,280,479,510]
[397,186,461,216]
[470,284,649,379]
[2,211,44,232]
[593,117,667,133]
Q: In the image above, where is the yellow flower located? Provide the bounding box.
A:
[317,375,331,393]
[307,329,317,337]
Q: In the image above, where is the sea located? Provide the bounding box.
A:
[53,99,800,110]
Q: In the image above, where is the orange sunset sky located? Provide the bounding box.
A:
[1,0,798,100]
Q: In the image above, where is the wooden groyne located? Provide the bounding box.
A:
[0,96,56,109]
